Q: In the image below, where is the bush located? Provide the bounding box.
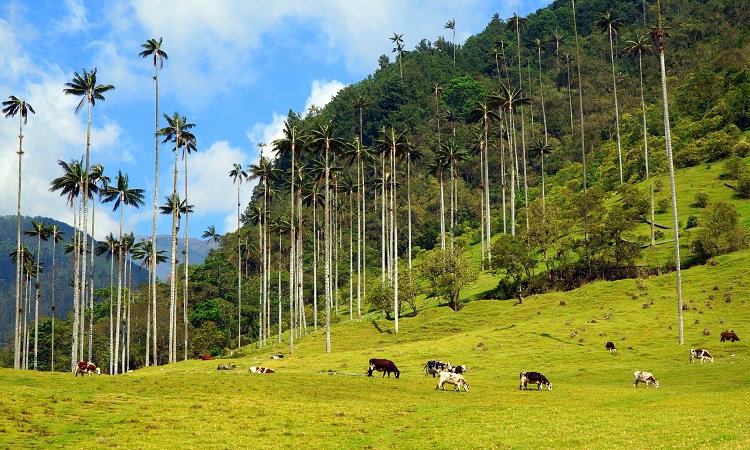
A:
[657,197,670,214]
[686,215,699,229]
[694,191,709,208]
[724,155,747,180]
[737,172,750,198]
[734,141,750,157]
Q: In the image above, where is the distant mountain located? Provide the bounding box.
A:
[0,216,215,345]
[138,234,217,281]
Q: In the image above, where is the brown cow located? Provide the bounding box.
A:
[367,358,400,378]
[249,366,275,374]
[720,330,740,342]
[75,361,101,377]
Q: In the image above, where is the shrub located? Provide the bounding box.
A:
[737,172,750,198]
[694,191,709,207]
[657,197,670,214]
[734,141,750,157]
[724,155,747,179]
[686,215,699,229]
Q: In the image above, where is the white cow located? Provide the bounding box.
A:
[633,371,659,388]
[435,371,469,392]
[689,348,714,364]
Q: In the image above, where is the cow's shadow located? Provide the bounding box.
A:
[371,320,392,334]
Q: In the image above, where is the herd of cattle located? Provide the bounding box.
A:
[73,330,741,388]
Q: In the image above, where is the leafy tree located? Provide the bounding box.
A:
[420,247,477,311]
[491,234,538,303]
[692,202,748,260]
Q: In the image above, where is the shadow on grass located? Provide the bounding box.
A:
[371,320,393,334]
[539,332,583,345]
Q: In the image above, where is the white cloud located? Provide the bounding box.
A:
[57,0,90,34]
[304,79,345,115]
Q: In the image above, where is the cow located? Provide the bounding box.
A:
[449,365,467,375]
[367,358,400,378]
[606,341,616,352]
[423,360,452,378]
[689,348,714,364]
[75,361,101,377]
[249,366,275,374]
[217,363,236,370]
[200,355,213,360]
[271,354,284,360]
[720,330,740,342]
[520,371,552,391]
[435,371,469,392]
[633,371,659,388]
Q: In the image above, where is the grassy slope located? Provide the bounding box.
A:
[2,248,750,449]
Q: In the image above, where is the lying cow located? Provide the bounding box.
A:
[689,348,714,364]
[435,371,469,392]
[199,354,213,360]
[367,358,400,378]
[217,363,236,370]
[424,360,452,378]
[75,361,101,377]
[633,371,659,388]
[249,366,275,374]
[720,330,740,342]
[606,341,616,351]
[271,354,284,360]
[520,371,552,391]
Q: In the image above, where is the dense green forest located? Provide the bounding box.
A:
[4,0,750,373]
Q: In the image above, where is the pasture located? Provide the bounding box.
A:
[3,250,750,448]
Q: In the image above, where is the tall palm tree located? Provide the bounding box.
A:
[571,0,590,269]
[390,33,405,78]
[625,33,655,246]
[310,120,348,353]
[23,220,49,371]
[534,38,549,145]
[202,225,220,247]
[139,38,167,368]
[595,10,624,185]
[180,133,197,361]
[228,162,248,348]
[48,225,64,372]
[652,0,683,344]
[3,95,35,369]
[562,52,575,134]
[95,233,118,374]
[157,112,195,363]
[444,19,456,64]
[508,13,530,229]
[468,100,499,264]
[63,68,114,370]
[102,171,145,374]
[10,245,34,369]
[87,164,107,362]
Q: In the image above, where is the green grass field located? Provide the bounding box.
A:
[2,249,750,449]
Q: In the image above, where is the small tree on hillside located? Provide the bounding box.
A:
[420,247,477,311]
[692,202,748,261]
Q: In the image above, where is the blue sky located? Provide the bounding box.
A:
[0,0,553,240]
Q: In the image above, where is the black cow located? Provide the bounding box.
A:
[424,360,451,378]
[606,341,616,351]
[368,358,400,378]
[520,371,552,391]
[721,331,740,342]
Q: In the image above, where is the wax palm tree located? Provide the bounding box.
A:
[571,0,590,270]
[530,138,552,210]
[625,33,655,246]
[95,233,118,374]
[10,245,34,369]
[445,19,456,64]
[595,10,624,185]
[652,0,683,344]
[507,13,530,230]
[534,38,549,145]
[85,164,107,362]
[310,120,349,353]
[3,95,35,370]
[202,225,220,247]
[139,38,167,367]
[48,225,64,371]
[157,112,195,363]
[23,220,50,370]
[390,33,406,78]
[428,147,449,252]
[562,52,575,134]
[63,68,114,371]
[228,162,247,348]
[404,142,422,274]
[102,171,145,374]
[180,133,197,361]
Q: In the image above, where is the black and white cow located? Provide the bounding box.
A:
[423,360,452,378]
[689,348,714,363]
[633,371,659,388]
[520,371,552,391]
[435,371,469,392]
[449,364,467,374]
[248,366,275,374]
[606,341,616,352]
[271,354,284,360]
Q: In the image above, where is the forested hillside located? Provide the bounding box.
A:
[5,0,750,372]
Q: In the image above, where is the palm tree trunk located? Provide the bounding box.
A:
[183,152,190,361]
[324,144,332,354]
[88,201,96,363]
[71,198,80,372]
[169,147,179,363]
[109,244,114,374]
[51,234,58,372]
[637,50,655,246]
[34,235,41,370]
[80,100,93,365]
[14,116,23,370]
[608,27,623,185]
[237,183,242,349]
[115,205,124,374]
[149,60,161,369]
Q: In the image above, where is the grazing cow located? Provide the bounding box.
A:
[249,366,275,374]
[606,341,616,352]
[423,360,452,378]
[720,331,741,342]
[271,354,284,360]
[449,365,467,375]
[435,371,469,392]
[217,363,236,370]
[367,358,400,378]
[689,348,714,364]
[520,371,552,391]
[633,371,659,388]
[75,361,101,377]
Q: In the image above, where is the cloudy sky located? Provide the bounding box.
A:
[0,0,552,240]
